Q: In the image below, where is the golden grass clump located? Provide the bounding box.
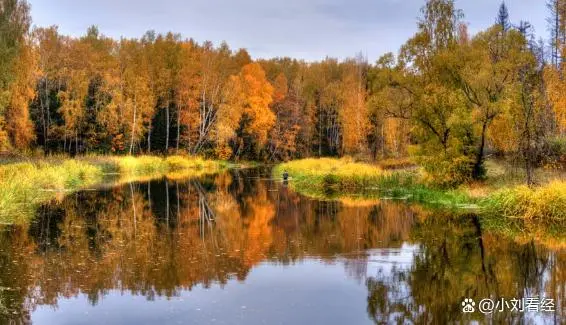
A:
[0,160,103,222]
[377,157,416,170]
[483,181,566,221]
[112,155,169,176]
[275,157,391,193]
[278,157,387,179]
[165,155,222,171]
[110,155,224,177]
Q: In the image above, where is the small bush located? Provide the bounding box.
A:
[419,155,475,188]
[544,137,566,168]
[323,173,340,188]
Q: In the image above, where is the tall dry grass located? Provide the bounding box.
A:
[0,160,103,222]
[275,157,391,190]
[0,155,227,223]
[482,181,566,221]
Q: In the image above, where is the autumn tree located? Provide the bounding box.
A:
[0,0,30,99]
[546,62,566,132]
[301,59,346,157]
[1,0,561,168]
[32,26,66,151]
[547,0,566,67]
[55,27,116,154]
[388,0,476,185]
[191,42,238,155]
[216,63,275,159]
[450,26,535,178]
[367,53,413,159]
[99,38,154,153]
[340,56,370,155]
[175,40,201,152]
[509,54,548,185]
[146,33,182,153]
[496,1,511,32]
[267,73,303,161]
[4,39,36,149]
[0,0,31,150]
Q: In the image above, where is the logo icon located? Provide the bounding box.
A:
[462,298,476,313]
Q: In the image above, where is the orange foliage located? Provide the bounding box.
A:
[217,63,275,152]
[4,42,36,149]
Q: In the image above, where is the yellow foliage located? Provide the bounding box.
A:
[340,61,369,154]
[545,65,566,132]
[4,42,37,149]
[216,63,275,148]
[489,112,517,152]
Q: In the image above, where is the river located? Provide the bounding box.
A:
[0,167,563,324]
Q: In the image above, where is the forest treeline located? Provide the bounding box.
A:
[3,0,566,185]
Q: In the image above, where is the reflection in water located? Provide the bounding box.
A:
[0,168,564,324]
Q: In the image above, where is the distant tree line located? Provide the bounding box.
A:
[3,0,566,184]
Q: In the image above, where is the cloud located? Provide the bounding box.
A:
[28,0,547,62]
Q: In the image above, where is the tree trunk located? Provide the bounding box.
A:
[45,78,51,149]
[129,103,137,155]
[39,81,47,148]
[318,112,322,157]
[165,105,170,152]
[524,120,534,186]
[130,182,137,236]
[147,120,152,153]
[176,105,181,152]
[147,181,152,211]
[525,153,534,186]
[176,182,180,223]
[473,121,488,179]
[165,179,170,227]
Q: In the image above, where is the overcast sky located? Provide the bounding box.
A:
[28,0,547,62]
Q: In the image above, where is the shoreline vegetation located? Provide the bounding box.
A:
[2,154,565,246]
[274,158,566,245]
[274,158,472,209]
[0,155,229,223]
[1,0,566,248]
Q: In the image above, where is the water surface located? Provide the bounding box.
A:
[0,168,564,324]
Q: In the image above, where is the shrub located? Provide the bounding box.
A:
[419,155,475,188]
[544,137,566,167]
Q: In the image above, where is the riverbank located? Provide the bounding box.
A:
[0,155,228,223]
[274,158,566,221]
[274,158,473,209]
